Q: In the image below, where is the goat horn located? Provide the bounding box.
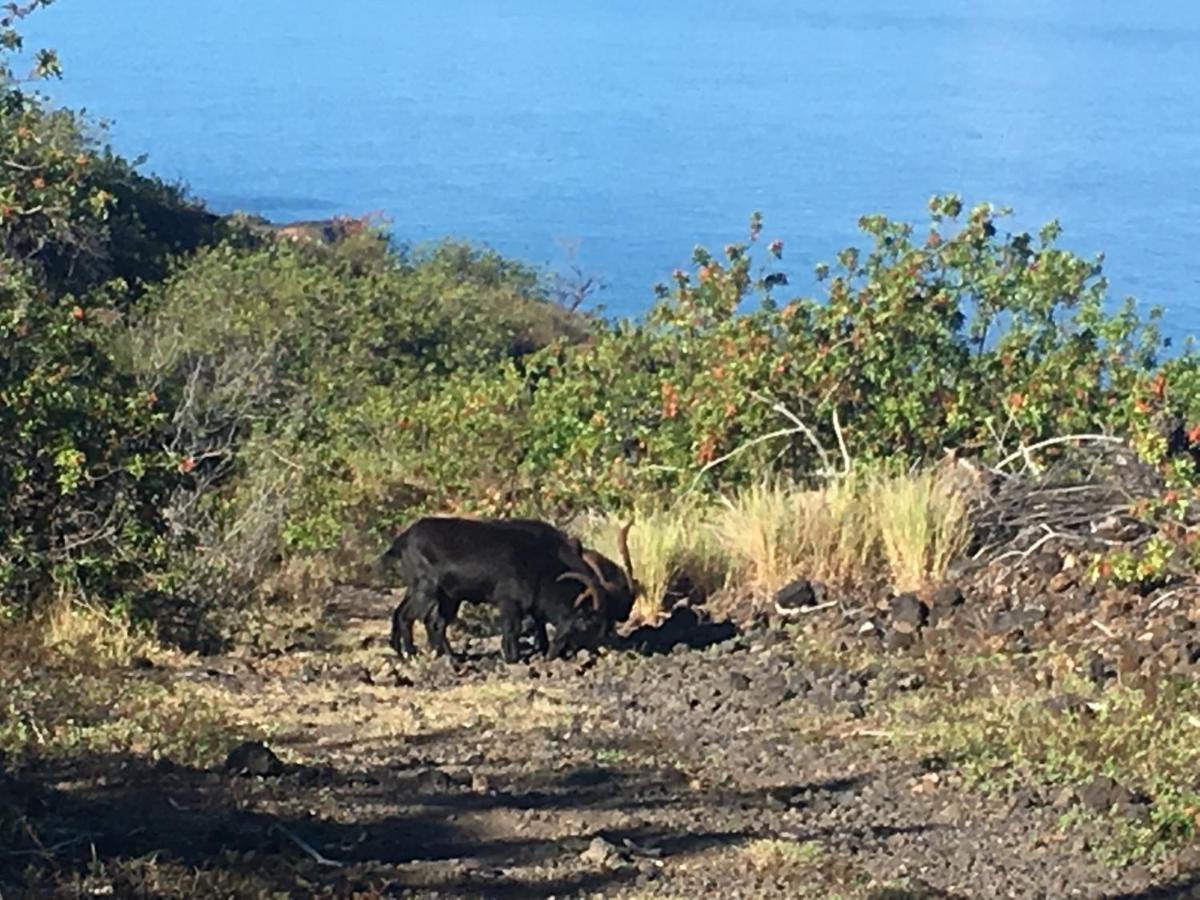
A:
[556,570,604,612]
[581,550,619,592]
[617,520,638,595]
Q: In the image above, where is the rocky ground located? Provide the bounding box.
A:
[4,569,1200,898]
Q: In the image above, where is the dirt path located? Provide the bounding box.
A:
[4,588,1199,898]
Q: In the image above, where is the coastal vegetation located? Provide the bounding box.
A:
[5,4,1200,894]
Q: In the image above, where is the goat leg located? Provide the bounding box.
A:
[531,618,550,657]
[423,606,455,657]
[498,602,523,663]
[390,599,418,657]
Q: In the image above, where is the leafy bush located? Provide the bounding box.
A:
[0,265,176,613]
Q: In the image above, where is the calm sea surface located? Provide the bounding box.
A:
[25,1,1200,339]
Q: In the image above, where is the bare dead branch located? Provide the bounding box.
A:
[269,822,344,868]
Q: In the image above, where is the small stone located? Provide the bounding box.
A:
[1125,865,1152,886]
[1048,571,1078,593]
[1051,786,1076,809]
[760,673,791,703]
[1029,553,1064,578]
[884,629,917,652]
[580,836,621,867]
[1076,775,1131,813]
[832,679,864,702]
[1012,605,1047,628]
[471,773,492,794]
[896,672,925,691]
[1043,694,1088,716]
[786,673,813,695]
[890,593,930,631]
[1087,653,1115,685]
[1175,844,1200,871]
[774,578,816,616]
[729,672,751,691]
[931,584,965,609]
[414,768,454,794]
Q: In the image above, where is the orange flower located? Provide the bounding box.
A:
[71,306,84,322]
[1151,373,1167,400]
[1187,423,1200,445]
[661,382,679,419]
[1008,392,1026,411]
[1135,398,1152,414]
[179,455,196,474]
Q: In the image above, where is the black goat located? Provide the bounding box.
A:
[383,517,611,663]
[405,516,640,655]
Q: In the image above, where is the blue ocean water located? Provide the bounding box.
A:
[24,1,1200,339]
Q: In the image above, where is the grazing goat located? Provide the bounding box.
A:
[383,517,612,663]
[483,517,640,646]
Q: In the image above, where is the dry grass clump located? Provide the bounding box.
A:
[580,500,726,621]
[584,464,975,617]
[868,464,972,594]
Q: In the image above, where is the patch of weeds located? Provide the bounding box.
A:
[0,604,255,768]
[1058,798,1200,868]
[880,651,1200,864]
[0,672,254,767]
[741,837,826,873]
[594,747,627,764]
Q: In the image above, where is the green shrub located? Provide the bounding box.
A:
[0,266,176,613]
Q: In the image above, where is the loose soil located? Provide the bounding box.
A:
[3,583,1200,899]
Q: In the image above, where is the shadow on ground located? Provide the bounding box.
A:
[2,751,881,897]
[614,606,739,655]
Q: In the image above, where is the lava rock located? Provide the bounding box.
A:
[1011,605,1048,628]
[896,672,925,692]
[1087,653,1115,686]
[931,584,965,609]
[884,629,918,652]
[1048,571,1078,593]
[1076,775,1133,813]
[224,741,285,777]
[1043,694,1089,716]
[890,593,930,633]
[1029,553,1064,578]
[580,836,623,867]
[414,768,455,794]
[774,578,817,616]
